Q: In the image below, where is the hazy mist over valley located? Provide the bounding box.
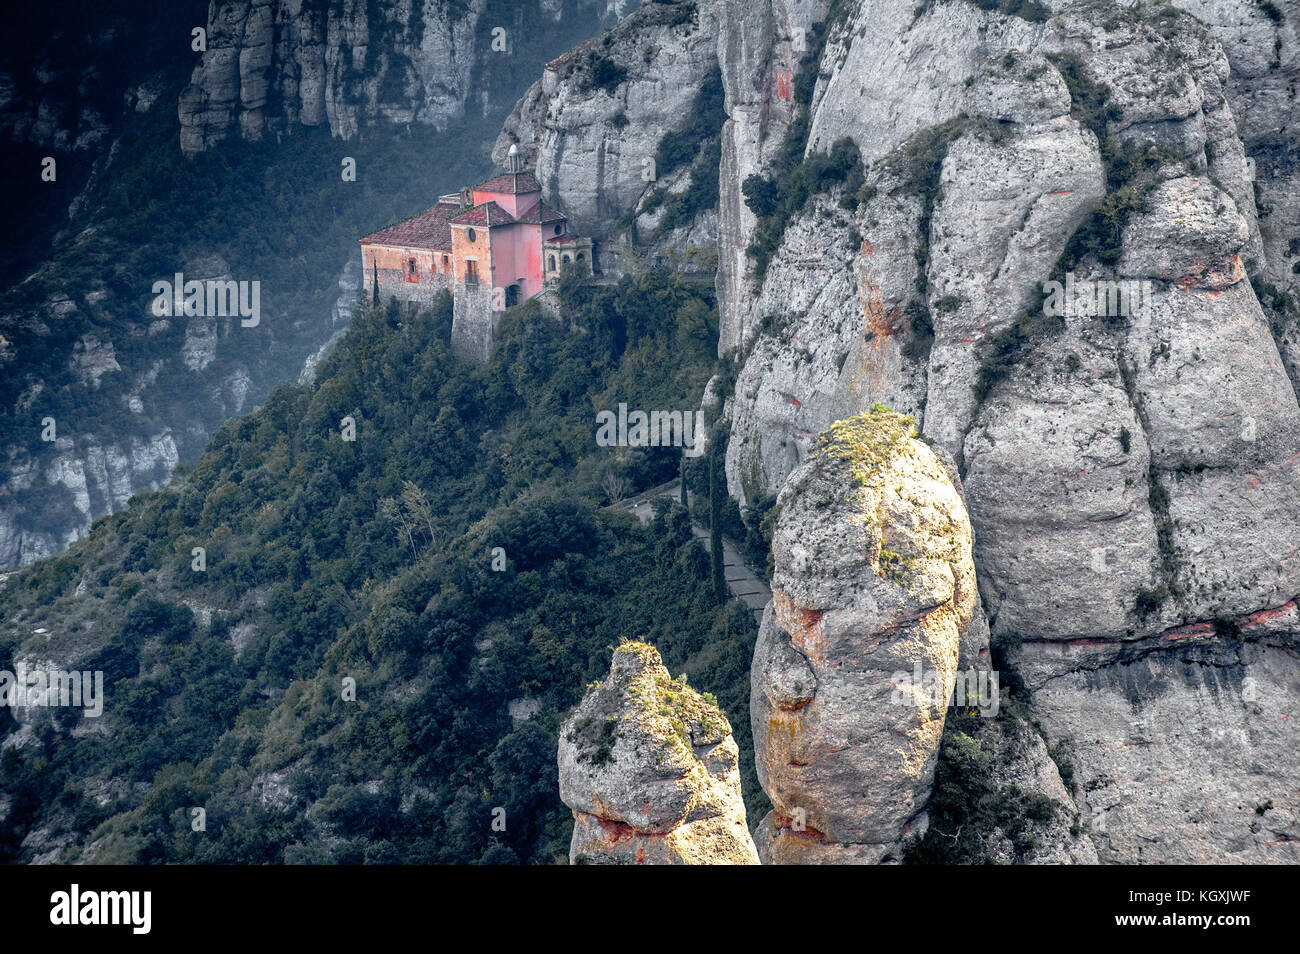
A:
[0,0,1296,926]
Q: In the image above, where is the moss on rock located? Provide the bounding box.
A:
[813,403,918,488]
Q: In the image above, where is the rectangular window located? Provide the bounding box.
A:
[466,260,479,285]
[406,258,417,282]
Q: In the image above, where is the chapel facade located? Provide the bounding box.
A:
[359,145,593,361]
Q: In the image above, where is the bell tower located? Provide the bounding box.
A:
[508,142,523,194]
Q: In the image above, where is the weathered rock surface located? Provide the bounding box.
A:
[713,0,1300,862]
[750,408,985,863]
[559,641,759,864]
[714,0,827,354]
[1023,628,1299,863]
[493,0,722,265]
[950,713,1099,865]
[0,431,179,568]
[179,0,628,155]
[0,250,264,569]
[1168,0,1299,305]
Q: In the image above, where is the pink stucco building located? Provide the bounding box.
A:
[360,145,593,316]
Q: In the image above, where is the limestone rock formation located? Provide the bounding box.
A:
[0,250,257,569]
[559,641,759,864]
[750,407,984,863]
[0,431,180,568]
[936,713,1099,865]
[712,0,1300,863]
[178,0,626,155]
[493,0,722,265]
[1171,0,1299,313]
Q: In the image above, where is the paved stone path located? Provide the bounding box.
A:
[613,479,771,624]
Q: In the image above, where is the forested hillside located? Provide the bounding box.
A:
[0,0,625,567]
[0,273,765,863]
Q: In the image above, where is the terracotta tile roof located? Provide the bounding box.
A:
[473,171,541,195]
[449,201,517,227]
[360,199,462,250]
[515,201,566,225]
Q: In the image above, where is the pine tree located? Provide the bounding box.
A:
[709,442,726,605]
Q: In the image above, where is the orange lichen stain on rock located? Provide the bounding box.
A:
[860,238,875,256]
[635,847,647,864]
[788,608,825,659]
[593,817,640,844]
[860,281,886,333]
[1180,253,1247,294]
[1247,599,1298,626]
[768,711,803,751]
[775,69,793,101]
[854,254,893,338]
[792,605,824,630]
[592,793,617,819]
[590,815,668,852]
[774,816,829,843]
[1166,622,1215,641]
[772,593,828,666]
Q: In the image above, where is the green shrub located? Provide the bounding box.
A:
[585,55,627,94]
[973,310,1064,402]
[906,718,1061,864]
[744,137,865,276]
[0,271,739,865]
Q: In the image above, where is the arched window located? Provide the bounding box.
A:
[548,255,557,271]
[563,253,572,263]
[554,224,563,236]
[576,252,585,261]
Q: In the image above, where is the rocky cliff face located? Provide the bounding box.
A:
[180,0,632,155]
[718,0,1300,862]
[0,433,179,568]
[1178,0,1299,303]
[493,0,726,269]
[0,249,279,569]
[559,641,759,864]
[513,0,1299,862]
